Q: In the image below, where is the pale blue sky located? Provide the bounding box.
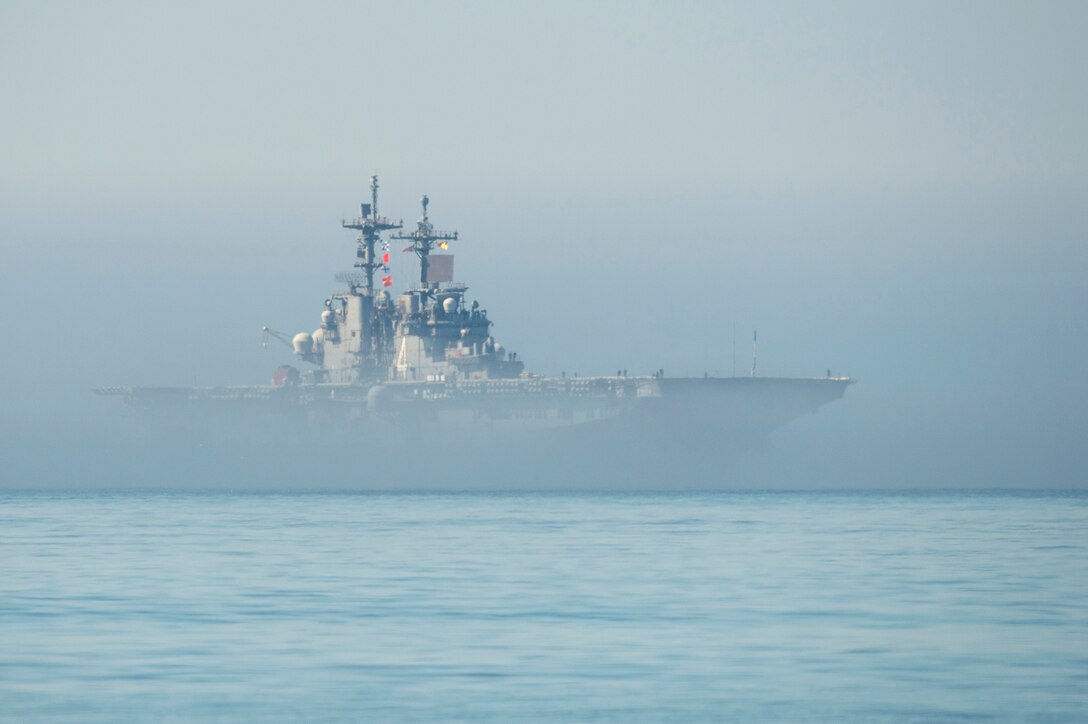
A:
[3,1,1084,207]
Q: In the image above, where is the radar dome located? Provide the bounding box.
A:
[292,332,314,355]
[321,310,334,326]
[442,297,457,314]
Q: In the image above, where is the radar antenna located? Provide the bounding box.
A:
[341,175,403,295]
[340,175,403,354]
[391,194,458,287]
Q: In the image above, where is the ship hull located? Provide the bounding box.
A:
[96,376,850,489]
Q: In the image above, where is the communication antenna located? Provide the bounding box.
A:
[391,194,458,287]
[341,175,403,295]
[751,330,757,377]
[340,175,403,353]
[732,322,736,377]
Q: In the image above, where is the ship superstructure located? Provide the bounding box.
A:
[279,178,523,391]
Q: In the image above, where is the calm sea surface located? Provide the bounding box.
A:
[1,491,1085,722]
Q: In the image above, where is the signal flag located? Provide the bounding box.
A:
[381,275,393,287]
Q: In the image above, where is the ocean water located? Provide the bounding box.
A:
[1,491,1085,722]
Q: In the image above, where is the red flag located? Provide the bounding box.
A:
[402,246,413,252]
[382,252,391,264]
[381,275,394,287]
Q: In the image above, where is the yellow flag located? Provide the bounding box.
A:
[438,241,449,250]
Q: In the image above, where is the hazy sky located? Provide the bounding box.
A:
[2,1,1085,487]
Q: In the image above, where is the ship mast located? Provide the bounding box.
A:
[391,195,458,287]
[341,176,403,355]
[342,176,403,294]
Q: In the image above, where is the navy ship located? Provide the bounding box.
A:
[96,177,851,489]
